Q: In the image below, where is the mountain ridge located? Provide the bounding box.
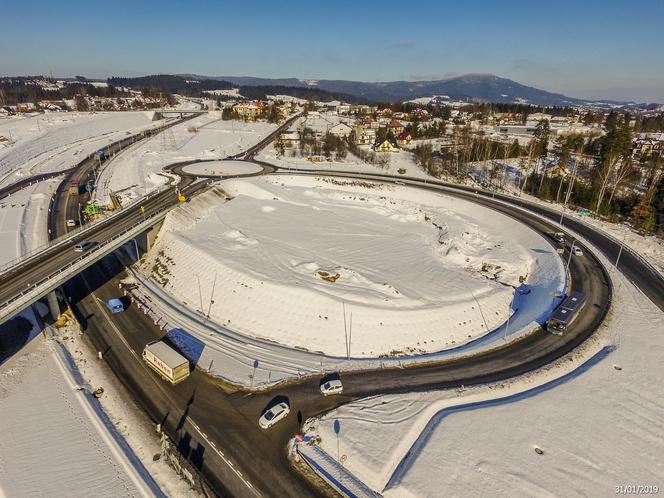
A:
[180,72,642,107]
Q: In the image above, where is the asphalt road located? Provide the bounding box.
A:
[0,176,209,315]
[12,112,629,497]
[57,171,610,497]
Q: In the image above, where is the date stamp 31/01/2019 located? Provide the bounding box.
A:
[616,485,659,495]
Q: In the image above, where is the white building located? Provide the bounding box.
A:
[329,122,353,138]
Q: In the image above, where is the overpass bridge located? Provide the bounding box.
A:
[0,112,299,326]
[153,108,209,119]
[0,182,204,326]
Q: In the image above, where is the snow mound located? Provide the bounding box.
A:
[142,175,561,357]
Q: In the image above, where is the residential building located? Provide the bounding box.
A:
[353,126,377,145]
[387,119,405,135]
[16,102,36,112]
[234,101,264,120]
[396,131,412,146]
[374,139,400,153]
[329,122,353,138]
[280,131,300,148]
[631,137,663,159]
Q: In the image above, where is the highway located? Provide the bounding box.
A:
[55,171,611,495]
[7,110,654,496]
[0,112,300,323]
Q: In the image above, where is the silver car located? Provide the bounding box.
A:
[259,402,290,429]
[320,378,343,396]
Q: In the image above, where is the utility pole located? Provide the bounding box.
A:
[503,290,516,341]
[348,311,353,359]
[206,271,218,321]
[342,301,349,359]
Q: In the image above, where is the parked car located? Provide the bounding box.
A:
[106,298,127,313]
[66,219,77,227]
[259,402,290,429]
[73,240,94,252]
[571,246,583,256]
[320,378,343,396]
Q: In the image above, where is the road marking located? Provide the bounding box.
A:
[184,414,261,497]
[83,274,262,497]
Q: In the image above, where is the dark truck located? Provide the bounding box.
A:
[546,291,587,334]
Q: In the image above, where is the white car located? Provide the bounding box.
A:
[571,246,583,256]
[320,378,343,396]
[259,402,290,429]
[66,219,77,227]
[74,240,94,252]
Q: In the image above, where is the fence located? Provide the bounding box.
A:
[296,443,380,498]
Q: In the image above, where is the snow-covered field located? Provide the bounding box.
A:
[0,331,162,498]
[180,160,262,176]
[0,177,59,267]
[140,175,563,358]
[301,226,664,498]
[0,112,163,187]
[95,115,277,206]
[259,142,432,179]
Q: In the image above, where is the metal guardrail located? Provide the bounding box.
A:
[0,114,189,274]
[0,206,169,321]
[296,444,380,498]
[0,185,168,275]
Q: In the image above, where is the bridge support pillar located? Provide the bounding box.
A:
[147,221,162,251]
[47,290,60,320]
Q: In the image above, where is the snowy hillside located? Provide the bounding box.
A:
[0,338,161,497]
[140,175,561,357]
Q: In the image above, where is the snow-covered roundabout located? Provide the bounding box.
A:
[179,160,262,177]
[141,175,565,358]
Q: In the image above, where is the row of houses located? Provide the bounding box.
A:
[279,119,412,152]
[631,134,664,159]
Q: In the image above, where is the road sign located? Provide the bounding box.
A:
[557,248,565,254]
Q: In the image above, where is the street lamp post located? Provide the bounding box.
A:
[565,239,577,276]
[559,158,578,227]
[616,226,627,269]
[503,289,516,341]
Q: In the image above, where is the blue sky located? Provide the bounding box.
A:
[2,0,663,102]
